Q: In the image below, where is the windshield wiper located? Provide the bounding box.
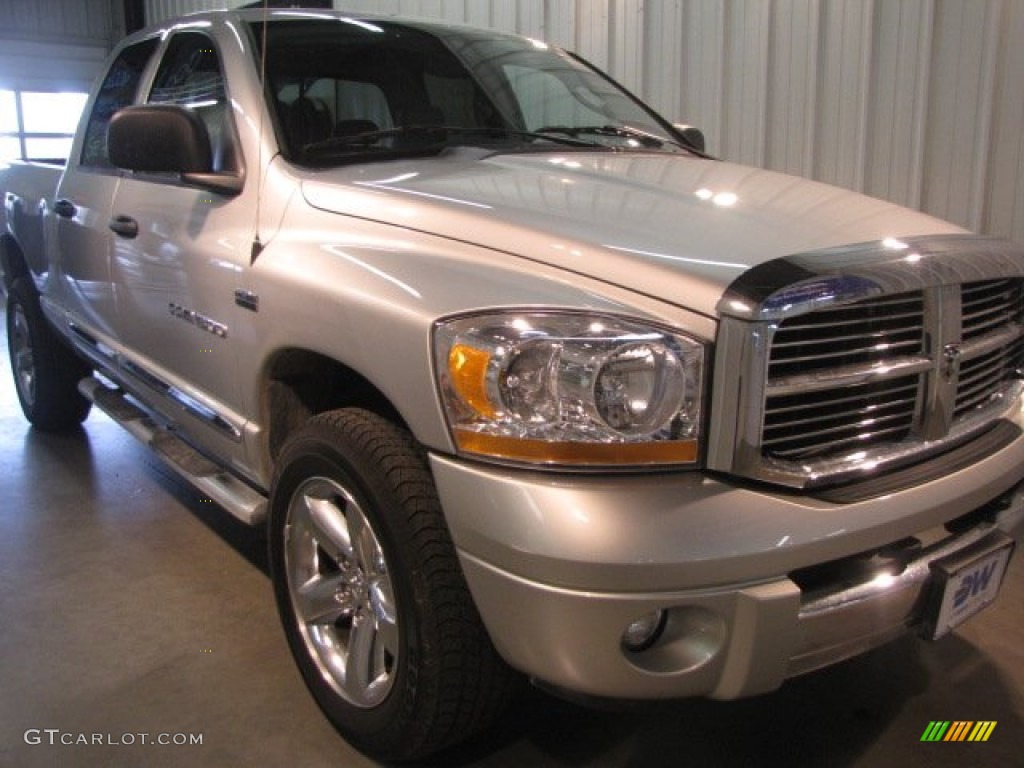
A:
[535,124,671,149]
[303,125,604,158]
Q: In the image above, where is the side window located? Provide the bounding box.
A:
[80,38,159,168]
[148,33,236,173]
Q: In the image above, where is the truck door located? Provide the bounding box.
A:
[109,30,251,460]
[54,37,158,343]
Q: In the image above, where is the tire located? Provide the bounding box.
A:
[268,408,516,762]
[6,276,92,430]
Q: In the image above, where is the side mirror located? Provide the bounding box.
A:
[108,105,242,195]
[672,123,706,154]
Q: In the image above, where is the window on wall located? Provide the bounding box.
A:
[0,90,89,163]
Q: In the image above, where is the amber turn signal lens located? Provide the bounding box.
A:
[448,344,497,418]
[454,429,698,466]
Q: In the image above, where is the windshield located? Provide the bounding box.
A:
[251,17,686,166]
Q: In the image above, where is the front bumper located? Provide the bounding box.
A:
[430,424,1024,701]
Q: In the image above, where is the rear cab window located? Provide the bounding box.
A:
[80,38,159,169]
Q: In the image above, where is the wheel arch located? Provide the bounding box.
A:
[261,347,411,468]
[0,234,29,292]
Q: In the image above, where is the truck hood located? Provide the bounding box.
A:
[301,150,965,317]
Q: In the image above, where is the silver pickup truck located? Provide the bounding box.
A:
[3,8,1023,762]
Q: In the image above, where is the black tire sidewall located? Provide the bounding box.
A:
[267,418,431,757]
[7,278,38,417]
[6,277,90,429]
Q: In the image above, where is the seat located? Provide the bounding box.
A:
[286,97,333,149]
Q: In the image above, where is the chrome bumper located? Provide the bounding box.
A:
[790,522,1016,678]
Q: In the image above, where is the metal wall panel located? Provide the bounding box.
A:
[923,0,1001,232]
[142,0,1024,245]
[144,0,239,19]
[0,0,115,45]
[864,0,932,210]
[0,40,109,93]
[764,0,819,179]
[986,0,1024,243]
[723,0,771,168]
[0,0,118,92]
[814,0,873,191]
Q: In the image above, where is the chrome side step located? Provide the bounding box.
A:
[78,377,267,525]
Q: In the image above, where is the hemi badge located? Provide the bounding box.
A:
[234,290,259,312]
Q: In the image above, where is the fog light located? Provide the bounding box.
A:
[621,609,666,652]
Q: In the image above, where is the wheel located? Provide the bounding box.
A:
[268,408,516,761]
[6,277,92,430]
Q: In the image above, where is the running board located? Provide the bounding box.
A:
[78,377,267,525]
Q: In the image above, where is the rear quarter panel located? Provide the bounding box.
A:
[1,161,65,291]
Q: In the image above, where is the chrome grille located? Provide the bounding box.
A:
[768,292,925,379]
[763,376,918,460]
[954,278,1024,422]
[763,291,925,461]
[709,236,1024,489]
[961,279,1023,340]
[762,280,1023,468]
[954,347,1016,420]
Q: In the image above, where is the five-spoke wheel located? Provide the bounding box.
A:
[285,477,398,708]
[268,408,516,761]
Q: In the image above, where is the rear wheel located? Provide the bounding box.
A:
[268,408,516,761]
[6,277,91,430]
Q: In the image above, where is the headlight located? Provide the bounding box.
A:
[434,312,704,467]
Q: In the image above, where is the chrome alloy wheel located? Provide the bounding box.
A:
[10,302,36,407]
[284,476,399,708]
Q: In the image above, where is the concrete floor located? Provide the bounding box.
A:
[0,296,1022,768]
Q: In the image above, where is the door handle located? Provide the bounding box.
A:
[54,199,77,219]
[108,215,139,238]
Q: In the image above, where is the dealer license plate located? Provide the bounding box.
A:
[925,536,1014,640]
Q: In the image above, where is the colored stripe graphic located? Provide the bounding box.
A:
[968,722,997,742]
[921,720,996,742]
[945,721,972,741]
[921,721,950,741]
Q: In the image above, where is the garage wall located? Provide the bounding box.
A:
[143,0,1024,246]
[0,0,121,93]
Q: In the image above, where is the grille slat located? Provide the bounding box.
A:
[954,388,1007,419]
[764,397,918,433]
[763,375,919,460]
[957,353,1010,389]
[962,301,1017,323]
[767,424,914,460]
[769,338,923,367]
[962,279,1024,341]
[961,309,1019,338]
[763,410,915,449]
[771,328,923,349]
[765,385,918,417]
[954,342,1019,420]
[775,309,924,334]
[957,367,1007,400]
[767,291,925,381]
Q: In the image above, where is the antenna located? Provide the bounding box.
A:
[250,0,270,264]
